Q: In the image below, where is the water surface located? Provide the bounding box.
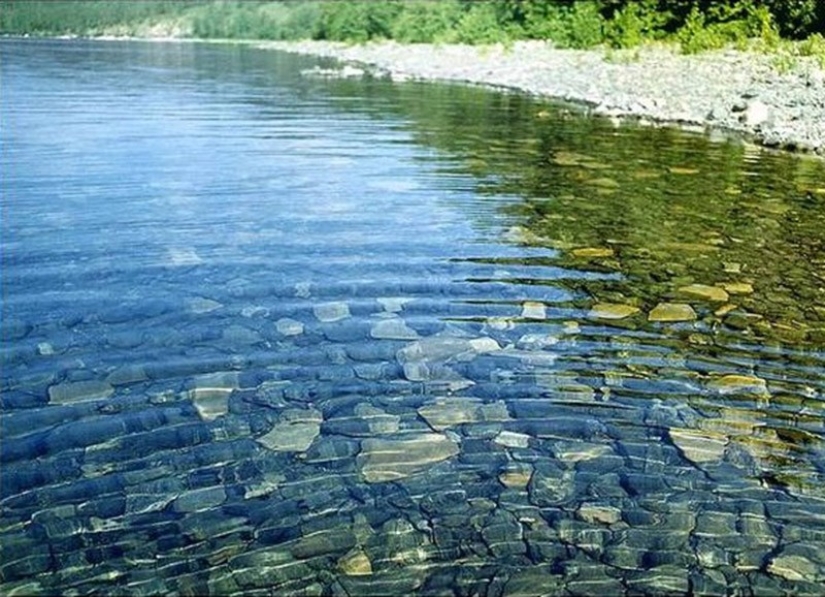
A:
[2,39,825,595]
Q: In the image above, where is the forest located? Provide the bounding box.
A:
[1,0,824,55]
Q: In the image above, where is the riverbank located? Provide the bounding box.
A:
[260,39,825,157]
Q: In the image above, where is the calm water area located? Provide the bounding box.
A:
[2,38,825,595]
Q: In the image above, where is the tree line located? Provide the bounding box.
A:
[1,0,824,53]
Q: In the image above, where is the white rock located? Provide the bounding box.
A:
[276,318,304,336]
[370,317,419,340]
[521,301,547,320]
[740,100,771,127]
[313,301,350,322]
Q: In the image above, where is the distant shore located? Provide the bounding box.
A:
[259,39,825,158]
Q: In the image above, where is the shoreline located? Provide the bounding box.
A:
[6,35,824,157]
[258,39,825,159]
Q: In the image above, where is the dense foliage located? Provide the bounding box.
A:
[1,0,824,53]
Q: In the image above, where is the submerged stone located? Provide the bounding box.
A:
[722,282,754,295]
[648,302,697,322]
[370,317,419,340]
[677,284,729,302]
[174,486,226,513]
[397,336,474,364]
[767,554,820,582]
[589,303,640,320]
[276,318,304,336]
[377,297,412,313]
[353,403,400,435]
[417,396,509,431]
[338,548,373,576]
[257,409,322,452]
[188,371,239,421]
[521,301,547,320]
[186,296,223,314]
[499,463,533,489]
[578,504,622,525]
[707,374,769,395]
[292,528,356,559]
[357,433,459,483]
[668,428,727,464]
[48,380,113,405]
[493,430,531,449]
[314,301,350,322]
[572,247,615,258]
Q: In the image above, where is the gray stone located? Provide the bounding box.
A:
[222,323,262,345]
[481,509,526,557]
[370,317,419,340]
[276,318,304,336]
[174,486,227,513]
[528,466,576,507]
[48,380,114,404]
[418,397,484,430]
[257,408,322,452]
[357,433,459,483]
[291,527,356,559]
[626,566,689,595]
[669,428,727,464]
[188,371,240,421]
[313,301,350,322]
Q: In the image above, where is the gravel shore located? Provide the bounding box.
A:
[260,39,825,156]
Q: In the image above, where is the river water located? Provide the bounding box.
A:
[2,39,824,596]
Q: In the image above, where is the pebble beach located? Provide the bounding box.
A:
[261,39,825,156]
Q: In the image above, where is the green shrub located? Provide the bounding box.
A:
[604,0,670,49]
[453,2,508,45]
[315,1,402,43]
[389,0,462,43]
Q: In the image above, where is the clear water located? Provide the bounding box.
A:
[2,39,824,596]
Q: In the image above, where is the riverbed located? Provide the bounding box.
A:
[1,38,824,596]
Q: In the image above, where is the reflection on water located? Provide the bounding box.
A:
[2,39,824,596]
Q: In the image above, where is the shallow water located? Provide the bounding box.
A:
[1,39,824,596]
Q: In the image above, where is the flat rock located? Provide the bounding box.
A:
[257,409,322,452]
[648,302,697,322]
[418,397,509,431]
[589,302,640,320]
[48,380,114,405]
[578,504,622,525]
[313,301,350,322]
[677,283,729,302]
[397,336,475,364]
[417,397,482,431]
[357,433,459,483]
[338,548,373,576]
[370,317,419,340]
[521,301,547,320]
[669,428,727,464]
[353,403,400,435]
[572,247,614,258]
[767,554,819,582]
[377,297,412,313]
[707,374,768,395]
[188,371,239,421]
[722,282,754,295]
[186,296,223,314]
[493,430,531,448]
[174,486,227,513]
[276,318,304,336]
[499,464,533,489]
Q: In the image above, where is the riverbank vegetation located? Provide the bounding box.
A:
[2,1,824,60]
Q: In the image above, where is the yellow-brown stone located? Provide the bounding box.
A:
[589,303,640,320]
[648,303,697,322]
